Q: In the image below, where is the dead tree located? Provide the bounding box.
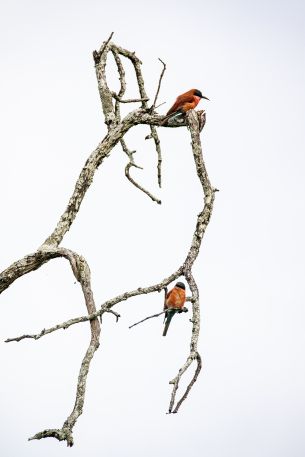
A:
[0,34,217,447]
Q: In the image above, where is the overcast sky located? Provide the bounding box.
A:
[0,1,305,456]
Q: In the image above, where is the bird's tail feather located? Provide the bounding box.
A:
[163,311,175,336]
[161,110,184,126]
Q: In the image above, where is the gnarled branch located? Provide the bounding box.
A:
[0,36,216,446]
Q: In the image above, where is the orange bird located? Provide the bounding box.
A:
[163,282,186,336]
[166,88,209,117]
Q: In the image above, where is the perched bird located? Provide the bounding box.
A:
[166,89,209,118]
[163,282,186,336]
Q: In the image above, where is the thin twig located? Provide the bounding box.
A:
[112,94,149,103]
[99,32,114,55]
[110,48,161,201]
[150,126,162,188]
[93,32,114,64]
[110,43,163,188]
[129,310,166,329]
[120,138,160,203]
[5,315,95,343]
[125,162,161,204]
[111,49,126,120]
[150,58,166,112]
[155,101,166,110]
[103,309,121,322]
[149,58,166,187]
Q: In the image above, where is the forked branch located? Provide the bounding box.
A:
[0,35,216,446]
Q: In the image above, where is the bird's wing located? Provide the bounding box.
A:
[163,289,173,310]
[166,94,195,115]
[166,289,173,299]
[163,290,169,310]
[166,288,181,308]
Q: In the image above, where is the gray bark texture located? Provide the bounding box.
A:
[0,34,217,446]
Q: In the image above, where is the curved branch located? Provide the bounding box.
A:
[0,251,58,294]
[125,161,161,204]
[165,110,217,413]
[0,107,213,440]
[109,43,163,187]
[1,246,100,446]
[149,57,166,187]
[39,110,168,250]
[111,48,153,201]
[31,248,100,446]
[150,58,166,112]
[129,310,166,329]
[0,37,217,446]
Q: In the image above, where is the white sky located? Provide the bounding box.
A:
[0,0,305,456]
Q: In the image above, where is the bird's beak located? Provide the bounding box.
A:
[201,95,210,100]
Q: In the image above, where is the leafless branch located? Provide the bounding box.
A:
[109,43,164,187]
[150,58,166,112]
[129,310,166,329]
[3,247,101,446]
[0,37,217,446]
[6,290,193,343]
[92,31,114,65]
[171,353,202,414]
[110,47,161,202]
[5,313,98,343]
[112,94,149,103]
[155,101,166,110]
[5,269,184,344]
[120,135,161,204]
[166,110,217,413]
[103,309,121,322]
[149,58,166,187]
[111,49,126,120]
[125,162,161,204]
[129,304,188,330]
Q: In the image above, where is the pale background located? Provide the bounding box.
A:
[0,1,304,456]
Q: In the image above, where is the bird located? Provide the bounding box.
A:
[163,282,186,336]
[164,89,209,123]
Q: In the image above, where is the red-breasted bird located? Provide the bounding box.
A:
[163,282,186,336]
[166,89,209,119]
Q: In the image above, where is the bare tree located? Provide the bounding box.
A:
[0,34,217,447]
